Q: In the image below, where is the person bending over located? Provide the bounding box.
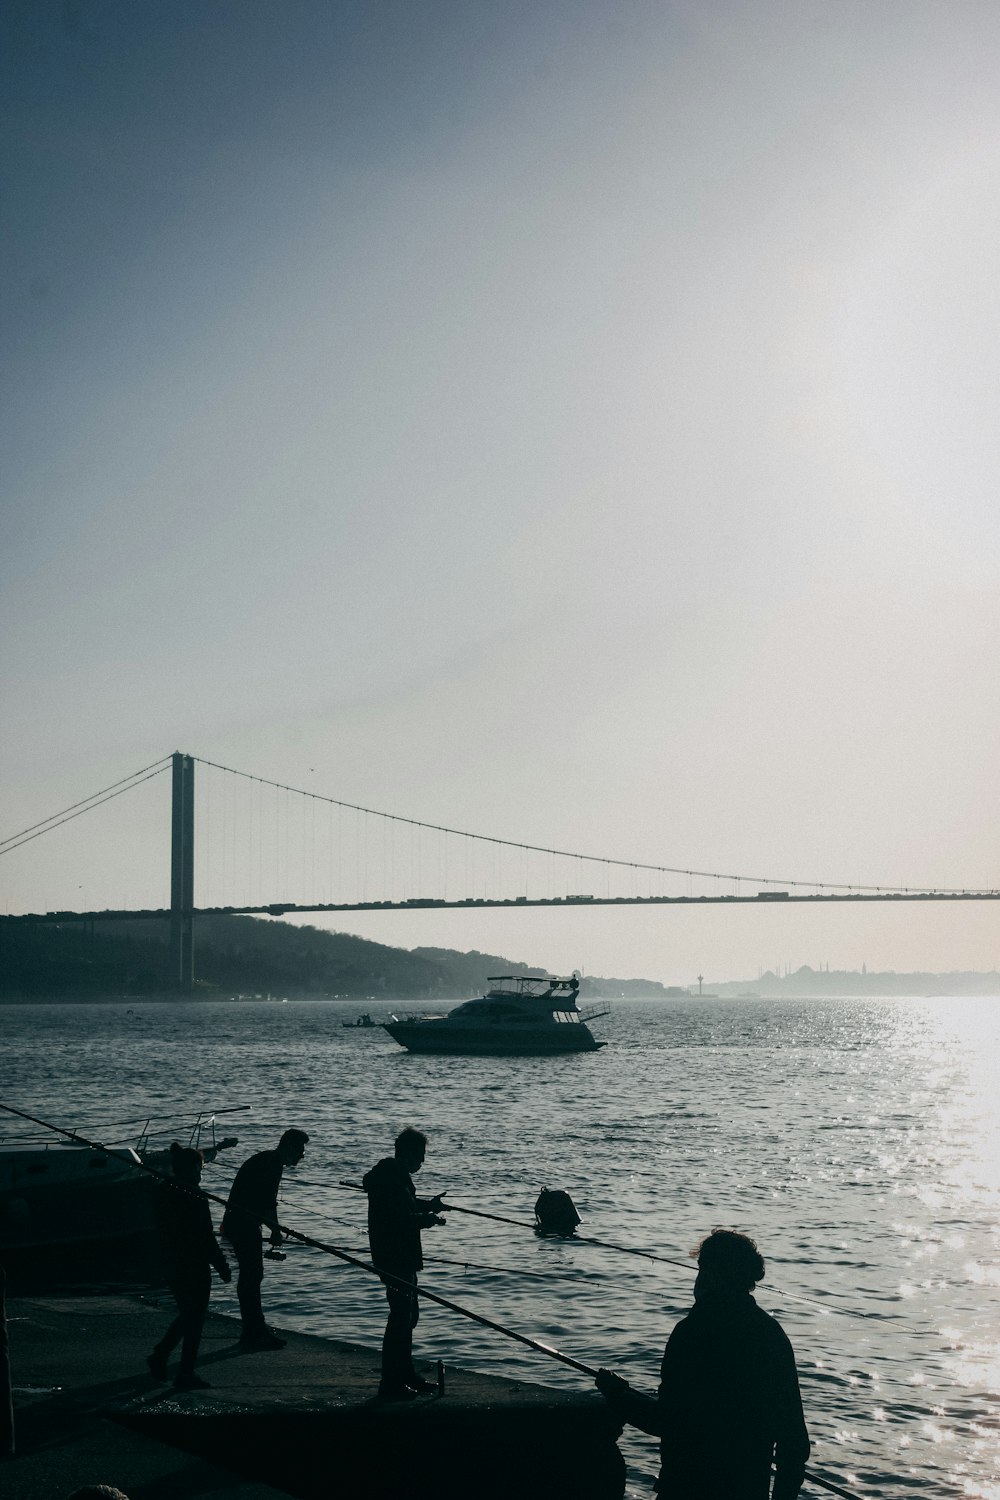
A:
[221,1127,308,1349]
[596,1228,809,1500]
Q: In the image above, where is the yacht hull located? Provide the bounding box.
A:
[383,1023,605,1055]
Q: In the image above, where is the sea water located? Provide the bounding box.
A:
[2,995,998,1497]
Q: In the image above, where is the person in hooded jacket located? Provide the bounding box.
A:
[362,1127,447,1399]
[147,1144,231,1391]
[596,1228,809,1500]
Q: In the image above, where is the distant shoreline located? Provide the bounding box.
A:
[3,986,999,1005]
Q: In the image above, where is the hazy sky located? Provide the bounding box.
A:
[3,0,1000,984]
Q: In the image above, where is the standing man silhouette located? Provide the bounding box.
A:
[147,1143,231,1390]
[596,1228,809,1499]
[363,1127,447,1399]
[222,1128,308,1350]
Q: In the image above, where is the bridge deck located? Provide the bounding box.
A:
[6,886,1000,923]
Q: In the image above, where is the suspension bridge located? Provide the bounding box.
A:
[2,751,998,989]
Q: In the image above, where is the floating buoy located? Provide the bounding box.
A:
[533,1188,581,1237]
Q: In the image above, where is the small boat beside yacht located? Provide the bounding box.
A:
[0,1110,242,1264]
[383,974,609,1056]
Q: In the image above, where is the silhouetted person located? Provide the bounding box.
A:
[147,1144,231,1392]
[221,1128,308,1349]
[66,1488,132,1500]
[363,1127,447,1399]
[596,1229,809,1499]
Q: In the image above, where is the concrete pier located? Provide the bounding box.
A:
[4,1295,626,1500]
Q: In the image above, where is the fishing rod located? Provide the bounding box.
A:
[94,1104,252,1132]
[0,1104,252,1148]
[0,1101,594,1377]
[0,1103,864,1500]
[0,1103,211,1189]
[337,1182,870,1322]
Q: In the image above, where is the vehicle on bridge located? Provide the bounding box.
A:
[383,974,608,1056]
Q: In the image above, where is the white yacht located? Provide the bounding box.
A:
[383,974,608,1055]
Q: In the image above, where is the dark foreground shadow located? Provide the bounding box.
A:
[117,1400,627,1500]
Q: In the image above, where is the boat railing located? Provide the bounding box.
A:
[0,1106,252,1157]
[579,1004,611,1023]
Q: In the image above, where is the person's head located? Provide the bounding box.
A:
[278,1128,309,1166]
[394,1127,427,1173]
[692,1228,765,1297]
[66,1487,131,1500]
[168,1143,203,1185]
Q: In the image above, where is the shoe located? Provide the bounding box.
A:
[378,1383,418,1401]
[240,1330,286,1351]
[173,1372,211,1391]
[146,1351,168,1381]
[407,1375,438,1394]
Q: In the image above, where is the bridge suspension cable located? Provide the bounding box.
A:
[192,756,968,898]
[0,758,172,857]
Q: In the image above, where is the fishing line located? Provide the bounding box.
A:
[0,1102,596,1373]
[336,1182,872,1322]
[0,1102,865,1500]
[252,1174,605,1284]
[89,1105,252,1133]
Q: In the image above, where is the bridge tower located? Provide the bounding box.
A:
[170,752,195,991]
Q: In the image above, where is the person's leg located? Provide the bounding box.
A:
[148,1308,182,1377]
[176,1269,211,1378]
[381,1276,418,1391]
[231,1231,266,1336]
[402,1280,424,1384]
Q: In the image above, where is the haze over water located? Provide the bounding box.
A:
[5,3,1000,987]
[4,995,999,1496]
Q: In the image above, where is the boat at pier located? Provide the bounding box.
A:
[383,974,608,1055]
[0,1111,241,1263]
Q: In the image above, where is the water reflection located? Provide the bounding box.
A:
[3,994,1000,1495]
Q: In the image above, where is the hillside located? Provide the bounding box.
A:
[0,915,668,1001]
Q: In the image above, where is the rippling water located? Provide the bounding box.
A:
[3,995,999,1497]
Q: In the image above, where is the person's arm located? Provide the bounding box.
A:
[235,1153,283,1238]
[261,1158,283,1240]
[415,1190,447,1213]
[594,1366,666,1436]
[770,1331,810,1500]
[413,1194,446,1227]
[196,1196,232,1278]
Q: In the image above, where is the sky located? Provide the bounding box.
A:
[3,0,1000,986]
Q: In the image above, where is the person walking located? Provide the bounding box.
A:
[363,1127,447,1400]
[596,1228,810,1500]
[147,1143,231,1391]
[221,1128,308,1350]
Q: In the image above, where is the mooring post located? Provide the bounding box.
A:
[170,752,195,992]
[0,1264,12,1458]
